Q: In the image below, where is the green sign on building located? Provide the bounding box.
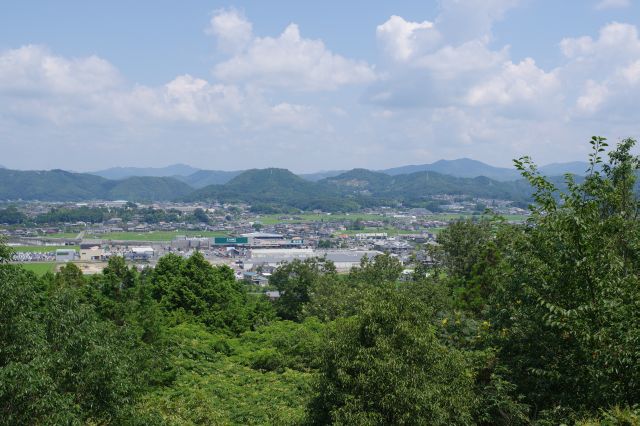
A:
[214,237,249,245]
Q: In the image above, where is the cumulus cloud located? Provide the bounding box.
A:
[376,15,439,62]
[365,2,640,166]
[0,45,325,132]
[205,8,253,53]
[210,13,376,91]
[557,22,640,117]
[0,45,121,96]
[466,58,560,109]
[369,1,521,108]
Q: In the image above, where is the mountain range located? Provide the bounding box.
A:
[90,159,591,187]
[0,159,599,209]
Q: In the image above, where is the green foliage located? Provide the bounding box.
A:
[137,321,315,425]
[0,264,143,424]
[270,257,337,321]
[0,236,12,263]
[149,252,249,333]
[349,253,403,284]
[491,137,640,417]
[0,205,26,224]
[308,285,477,425]
[434,218,505,313]
[189,207,210,224]
[577,406,640,425]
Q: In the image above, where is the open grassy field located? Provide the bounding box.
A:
[84,230,229,241]
[10,245,78,253]
[20,262,57,275]
[42,232,81,239]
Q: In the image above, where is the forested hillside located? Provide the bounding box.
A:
[1,138,640,424]
[0,169,193,201]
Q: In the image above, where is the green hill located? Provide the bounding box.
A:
[0,168,193,201]
[183,168,360,212]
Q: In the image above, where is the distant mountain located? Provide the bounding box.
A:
[381,158,521,181]
[183,167,533,211]
[322,169,393,191]
[0,168,193,201]
[321,168,531,202]
[91,163,200,180]
[381,158,593,181]
[102,176,193,201]
[178,169,244,188]
[183,168,360,211]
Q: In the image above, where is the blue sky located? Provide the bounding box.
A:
[1,0,639,172]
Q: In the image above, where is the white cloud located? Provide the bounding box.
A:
[0,45,121,95]
[376,15,439,62]
[211,16,376,91]
[0,45,325,132]
[205,8,253,54]
[595,0,631,10]
[560,22,640,60]
[466,58,560,108]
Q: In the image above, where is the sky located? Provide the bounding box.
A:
[1,0,639,173]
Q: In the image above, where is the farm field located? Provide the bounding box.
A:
[83,230,229,241]
[19,262,58,275]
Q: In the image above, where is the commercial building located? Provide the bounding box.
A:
[55,248,77,262]
[242,249,383,273]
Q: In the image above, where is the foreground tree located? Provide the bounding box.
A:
[308,285,476,425]
[490,137,640,420]
[0,263,142,424]
[148,251,249,333]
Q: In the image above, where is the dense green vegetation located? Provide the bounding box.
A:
[183,167,537,212]
[0,163,605,210]
[1,138,639,424]
[0,206,26,224]
[0,169,193,201]
[5,204,207,226]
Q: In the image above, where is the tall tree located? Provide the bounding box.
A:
[490,137,640,419]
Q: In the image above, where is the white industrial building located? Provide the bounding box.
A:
[243,249,383,272]
[55,249,77,262]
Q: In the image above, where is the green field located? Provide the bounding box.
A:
[43,232,81,239]
[20,262,57,275]
[10,245,78,253]
[84,230,229,241]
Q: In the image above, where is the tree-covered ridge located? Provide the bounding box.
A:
[3,162,631,208]
[1,137,640,424]
[0,168,194,201]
